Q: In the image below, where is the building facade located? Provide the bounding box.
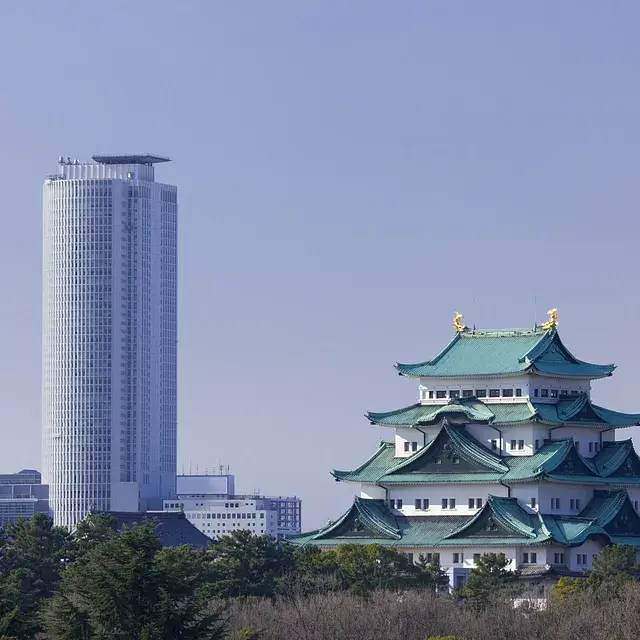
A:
[291,311,640,589]
[0,470,50,526]
[164,474,302,540]
[42,155,178,530]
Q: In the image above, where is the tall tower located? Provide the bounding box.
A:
[42,155,178,530]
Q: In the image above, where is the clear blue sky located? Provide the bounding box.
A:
[1,1,639,529]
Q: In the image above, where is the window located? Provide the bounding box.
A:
[449,390,460,399]
[534,439,540,451]
[404,442,410,452]
[531,552,537,563]
[551,498,560,510]
[473,553,481,562]
[435,458,442,465]
[406,552,414,563]
[515,388,522,397]
[510,440,517,450]
[453,552,463,563]
[436,390,447,399]
[550,389,558,398]
[489,389,500,398]
[522,552,529,563]
[530,497,537,509]
[389,499,395,509]
[462,389,474,398]
[533,388,539,397]
[588,442,593,453]
[574,441,580,452]
[423,498,429,509]
[576,554,587,566]
[415,498,422,509]
[491,439,498,450]
[426,553,440,563]
[476,389,487,398]
[570,499,575,510]
[468,498,475,509]
[575,498,581,510]
[571,390,578,395]
[449,498,456,509]
[554,552,565,564]
[411,441,418,452]
[635,501,638,512]
[595,442,600,453]
[442,498,448,509]
[476,498,483,509]
[428,390,434,399]
[560,390,568,397]
[452,457,460,464]
[518,440,525,450]
[502,388,513,397]
[540,389,549,398]
[396,499,403,509]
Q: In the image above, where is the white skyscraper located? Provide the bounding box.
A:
[42,154,178,530]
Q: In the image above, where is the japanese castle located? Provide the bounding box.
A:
[291,310,640,588]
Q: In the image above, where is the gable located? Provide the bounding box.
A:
[534,337,575,365]
[609,452,640,479]
[451,510,524,539]
[603,500,640,537]
[553,448,595,476]
[396,435,488,475]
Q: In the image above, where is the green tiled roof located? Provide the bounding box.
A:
[395,327,614,379]
[367,395,640,429]
[290,492,637,549]
[336,427,640,487]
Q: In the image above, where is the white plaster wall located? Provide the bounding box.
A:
[388,484,508,515]
[537,482,594,515]
[359,485,386,500]
[399,546,517,569]
[547,426,612,457]
[568,539,602,571]
[395,428,425,457]
[502,425,535,456]
[510,485,540,512]
[464,424,501,450]
[626,487,640,510]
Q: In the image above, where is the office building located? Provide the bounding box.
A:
[164,474,302,539]
[0,470,49,526]
[291,310,640,592]
[42,154,178,530]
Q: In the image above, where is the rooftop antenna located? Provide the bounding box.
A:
[533,295,538,329]
[472,297,476,332]
[196,464,199,475]
[189,460,192,475]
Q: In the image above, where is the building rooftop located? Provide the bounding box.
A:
[91,154,171,165]
[396,326,615,380]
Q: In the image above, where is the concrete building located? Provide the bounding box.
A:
[291,310,640,592]
[164,474,302,540]
[42,154,178,530]
[0,470,49,526]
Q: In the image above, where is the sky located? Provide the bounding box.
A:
[1,1,640,530]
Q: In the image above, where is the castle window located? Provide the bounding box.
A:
[389,499,395,509]
[476,389,487,398]
[453,553,463,564]
[530,497,537,509]
[428,390,434,398]
[396,499,403,509]
[589,442,593,453]
[551,497,560,510]
[462,389,474,398]
[491,439,498,450]
[411,441,418,452]
[540,389,549,398]
[560,390,568,396]
[635,501,638,511]
[515,388,522,397]
[436,391,447,399]
[406,552,414,563]
[535,440,540,451]
[404,442,410,452]
[423,498,429,509]
[476,498,483,508]
[415,498,421,509]
[449,498,455,509]
[531,552,537,563]
[489,389,500,398]
[533,388,539,397]
[473,553,481,562]
[510,440,517,450]
[502,388,513,397]
[426,553,440,563]
[518,440,525,450]
[571,390,578,395]
[452,457,460,464]
[442,498,448,509]
[449,390,460,399]
[522,552,529,563]
[550,389,558,398]
[554,552,565,564]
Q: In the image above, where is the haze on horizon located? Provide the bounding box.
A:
[1,1,639,529]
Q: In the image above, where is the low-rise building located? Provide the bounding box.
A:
[0,469,49,526]
[163,474,302,540]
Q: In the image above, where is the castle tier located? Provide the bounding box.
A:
[289,312,640,589]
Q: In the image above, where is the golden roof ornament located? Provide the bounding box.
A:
[541,308,559,331]
[453,312,467,333]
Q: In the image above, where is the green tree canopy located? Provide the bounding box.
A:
[457,552,519,609]
[44,522,224,640]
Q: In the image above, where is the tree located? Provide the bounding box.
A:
[585,544,639,590]
[73,512,118,559]
[44,522,225,640]
[549,576,584,603]
[416,554,451,592]
[0,513,74,639]
[457,553,519,609]
[207,530,295,599]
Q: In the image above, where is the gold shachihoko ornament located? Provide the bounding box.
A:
[541,308,559,330]
[453,312,466,333]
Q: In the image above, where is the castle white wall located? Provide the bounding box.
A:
[387,484,508,514]
[360,485,386,500]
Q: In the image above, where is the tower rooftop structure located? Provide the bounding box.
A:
[289,310,640,590]
[90,154,171,165]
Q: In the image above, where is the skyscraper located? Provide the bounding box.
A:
[42,154,178,530]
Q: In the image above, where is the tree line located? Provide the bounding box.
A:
[0,512,637,639]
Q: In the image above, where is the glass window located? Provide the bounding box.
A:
[428,390,434,399]
[436,390,447,399]
[571,390,578,395]
[533,388,539,397]
[534,439,540,451]
[404,442,410,452]
[476,389,487,398]
[489,389,500,398]
[468,498,475,509]
[415,498,422,509]
[540,389,549,398]
[560,390,568,396]
[476,498,483,509]
[531,552,537,563]
[491,439,498,450]
[449,498,455,509]
[462,389,473,398]
[510,440,517,450]
[423,498,429,509]
[396,499,403,508]
[522,552,529,563]
[442,498,448,509]
[449,390,460,399]
[411,441,418,452]
[502,388,513,397]
[550,389,558,398]
[515,388,522,397]
[453,553,461,563]
[473,553,481,561]
[518,440,524,450]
